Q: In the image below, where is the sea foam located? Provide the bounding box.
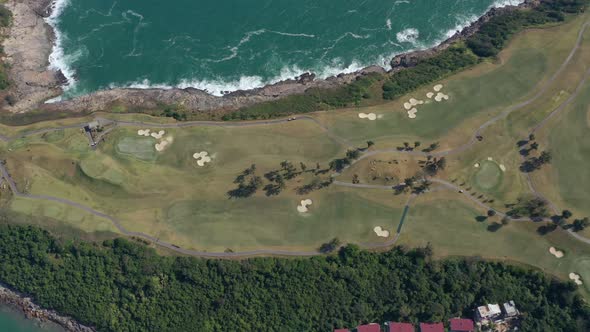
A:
[46,0,77,89]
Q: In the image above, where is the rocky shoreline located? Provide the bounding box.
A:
[1,0,538,115]
[0,284,94,331]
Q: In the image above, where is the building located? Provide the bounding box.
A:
[476,303,502,323]
[356,323,381,332]
[419,322,444,332]
[386,322,414,332]
[449,318,474,332]
[503,301,519,318]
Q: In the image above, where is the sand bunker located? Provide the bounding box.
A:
[359,113,377,120]
[193,151,212,166]
[499,164,506,172]
[297,199,313,213]
[373,226,390,238]
[434,92,449,102]
[155,136,173,152]
[426,92,434,99]
[549,247,564,258]
[474,163,480,168]
[407,108,418,119]
[137,129,151,137]
[404,102,412,110]
[487,157,493,161]
[569,272,583,285]
[151,130,166,139]
[434,84,444,92]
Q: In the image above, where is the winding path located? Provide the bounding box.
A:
[1,20,589,257]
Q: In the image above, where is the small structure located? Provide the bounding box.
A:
[419,322,444,332]
[387,321,414,332]
[503,301,520,319]
[449,318,474,332]
[476,303,502,324]
[357,323,381,332]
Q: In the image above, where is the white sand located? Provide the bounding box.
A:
[407,108,417,119]
[434,84,443,92]
[297,199,313,213]
[474,163,480,168]
[409,98,418,106]
[373,226,390,238]
[150,130,165,139]
[359,112,377,120]
[404,102,412,110]
[155,136,173,152]
[426,92,434,99]
[417,100,424,105]
[549,247,564,258]
[487,157,493,161]
[499,164,506,172]
[137,129,151,137]
[434,92,449,102]
[193,151,212,166]
[569,272,583,285]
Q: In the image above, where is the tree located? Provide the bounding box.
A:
[487,210,496,217]
[529,133,536,141]
[573,217,590,232]
[318,238,341,253]
[562,210,573,220]
[367,141,375,148]
[414,141,421,148]
[530,142,539,150]
[300,162,308,172]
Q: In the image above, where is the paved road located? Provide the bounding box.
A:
[0,20,588,256]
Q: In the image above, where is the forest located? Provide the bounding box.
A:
[0,225,587,331]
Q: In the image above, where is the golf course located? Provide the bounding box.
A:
[2,2,590,299]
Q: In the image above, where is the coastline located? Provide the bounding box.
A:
[1,0,536,115]
[0,284,94,332]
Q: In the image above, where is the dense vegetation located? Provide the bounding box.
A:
[0,225,587,331]
[0,4,11,91]
[222,72,383,121]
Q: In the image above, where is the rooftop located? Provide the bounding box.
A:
[388,322,414,332]
[357,323,381,332]
[419,322,444,332]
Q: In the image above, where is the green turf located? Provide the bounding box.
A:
[473,160,503,191]
[115,136,158,161]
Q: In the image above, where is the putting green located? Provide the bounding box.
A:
[473,160,503,191]
[115,136,157,161]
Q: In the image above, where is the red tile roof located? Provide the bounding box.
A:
[449,318,474,331]
[419,323,444,332]
[334,329,350,332]
[388,322,415,332]
[357,323,381,332]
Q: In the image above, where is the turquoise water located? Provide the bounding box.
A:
[48,0,523,98]
[0,304,63,332]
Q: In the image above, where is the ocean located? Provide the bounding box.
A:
[0,304,64,332]
[47,0,523,99]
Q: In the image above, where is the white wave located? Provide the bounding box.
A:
[108,60,368,97]
[386,19,392,31]
[45,0,76,90]
[396,28,419,44]
[490,0,525,9]
[268,30,315,38]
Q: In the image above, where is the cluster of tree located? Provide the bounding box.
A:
[296,176,333,195]
[520,151,552,172]
[227,164,263,198]
[318,237,341,253]
[394,176,432,195]
[329,149,361,172]
[222,73,384,121]
[383,46,478,100]
[505,196,550,220]
[0,4,10,91]
[397,141,421,152]
[467,0,587,57]
[160,105,188,121]
[421,157,447,176]
[0,225,588,331]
